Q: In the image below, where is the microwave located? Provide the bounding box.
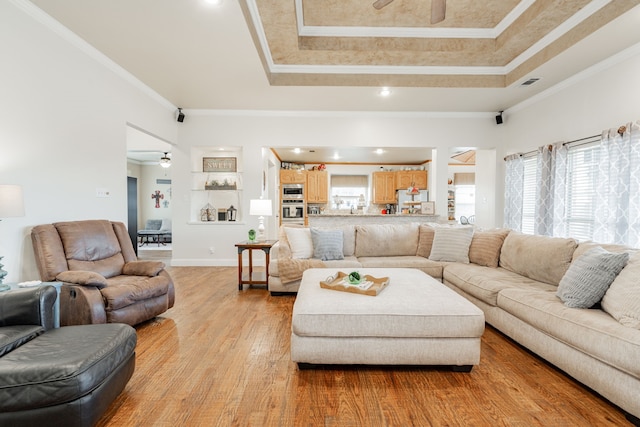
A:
[282,184,304,200]
[282,200,305,221]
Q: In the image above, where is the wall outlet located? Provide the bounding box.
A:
[209,247,216,254]
[96,188,110,198]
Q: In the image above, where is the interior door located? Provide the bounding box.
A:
[127,176,138,254]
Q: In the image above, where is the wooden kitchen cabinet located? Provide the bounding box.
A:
[280,169,306,184]
[306,170,328,203]
[396,170,427,190]
[372,172,397,204]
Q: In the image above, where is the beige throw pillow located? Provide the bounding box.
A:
[601,251,640,329]
[416,224,436,258]
[284,227,313,259]
[468,229,510,268]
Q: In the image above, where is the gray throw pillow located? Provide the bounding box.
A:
[310,228,344,261]
[557,246,629,308]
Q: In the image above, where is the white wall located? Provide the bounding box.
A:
[498,43,640,227]
[172,113,500,265]
[504,46,640,154]
[139,165,173,228]
[0,1,176,282]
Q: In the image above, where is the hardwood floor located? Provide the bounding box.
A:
[97,267,631,426]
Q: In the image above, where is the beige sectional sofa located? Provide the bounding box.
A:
[269,222,640,423]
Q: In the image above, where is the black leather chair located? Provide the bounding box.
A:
[0,286,136,427]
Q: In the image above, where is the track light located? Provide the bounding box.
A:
[176,108,185,123]
[159,152,171,168]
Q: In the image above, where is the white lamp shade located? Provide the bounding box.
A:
[249,199,272,216]
[0,185,25,218]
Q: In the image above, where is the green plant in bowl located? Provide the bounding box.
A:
[347,271,361,285]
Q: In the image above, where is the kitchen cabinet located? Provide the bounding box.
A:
[306,170,328,203]
[372,172,396,204]
[396,170,427,190]
[280,169,306,184]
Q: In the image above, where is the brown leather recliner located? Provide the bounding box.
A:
[31,219,175,326]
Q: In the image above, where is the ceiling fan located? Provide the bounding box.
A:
[373,0,446,24]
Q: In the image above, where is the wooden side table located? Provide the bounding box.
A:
[235,240,278,291]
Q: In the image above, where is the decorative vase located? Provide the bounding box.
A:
[248,229,256,242]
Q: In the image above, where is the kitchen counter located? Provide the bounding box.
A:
[307,213,441,227]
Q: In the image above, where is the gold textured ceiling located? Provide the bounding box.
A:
[241,0,640,88]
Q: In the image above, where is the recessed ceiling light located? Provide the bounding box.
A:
[204,0,223,6]
[293,148,301,154]
[378,87,392,97]
[375,148,385,155]
[333,152,340,160]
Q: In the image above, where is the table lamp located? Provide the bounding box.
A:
[0,185,25,287]
[249,198,272,241]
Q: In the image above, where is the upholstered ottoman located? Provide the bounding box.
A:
[291,268,485,371]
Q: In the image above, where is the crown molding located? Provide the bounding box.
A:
[185,109,496,119]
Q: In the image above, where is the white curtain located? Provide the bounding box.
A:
[534,142,568,236]
[504,154,524,231]
[594,121,640,246]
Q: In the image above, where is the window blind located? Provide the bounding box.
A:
[454,173,475,185]
[521,156,537,235]
[330,175,368,188]
[566,142,600,241]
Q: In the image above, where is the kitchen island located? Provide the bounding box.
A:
[307,213,440,227]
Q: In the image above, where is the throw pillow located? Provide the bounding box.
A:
[284,227,313,259]
[428,226,474,263]
[416,224,436,258]
[556,246,629,309]
[310,228,344,261]
[468,229,510,268]
[601,251,640,329]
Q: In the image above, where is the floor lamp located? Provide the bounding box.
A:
[249,198,272,241]
[0,185,25,288]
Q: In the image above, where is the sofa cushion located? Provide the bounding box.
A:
[499,231,577,286]
[557,246,629,309]
[468,229,510,268]
[497,288,640,378]
[602,251,640,329]
[310,228,344,261]
[0,325,44,357]
[429,226,474,263]
[284,227,313,259]
[101,275,170,311]
[0,324,136,412]
[355,223,419,257]
[416,224,436,257]
[444,263,556,307]
[358,256,444,280]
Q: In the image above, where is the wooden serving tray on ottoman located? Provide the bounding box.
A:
[320,271,389,296]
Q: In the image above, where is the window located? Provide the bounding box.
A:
[453,173,475,220]
[330,175,368,209]
[565,143,600,241]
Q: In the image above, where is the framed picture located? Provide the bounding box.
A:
[421,201,436,215]
[203,157,237,172]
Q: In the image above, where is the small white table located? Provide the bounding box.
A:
[3,281,62,328]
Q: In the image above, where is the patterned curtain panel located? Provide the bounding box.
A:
[534,142,568,236]
[552,143,569,237]
[594,121,640,246]
[504,154,524,231]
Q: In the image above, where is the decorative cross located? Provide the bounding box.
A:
[152,190,164,208]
